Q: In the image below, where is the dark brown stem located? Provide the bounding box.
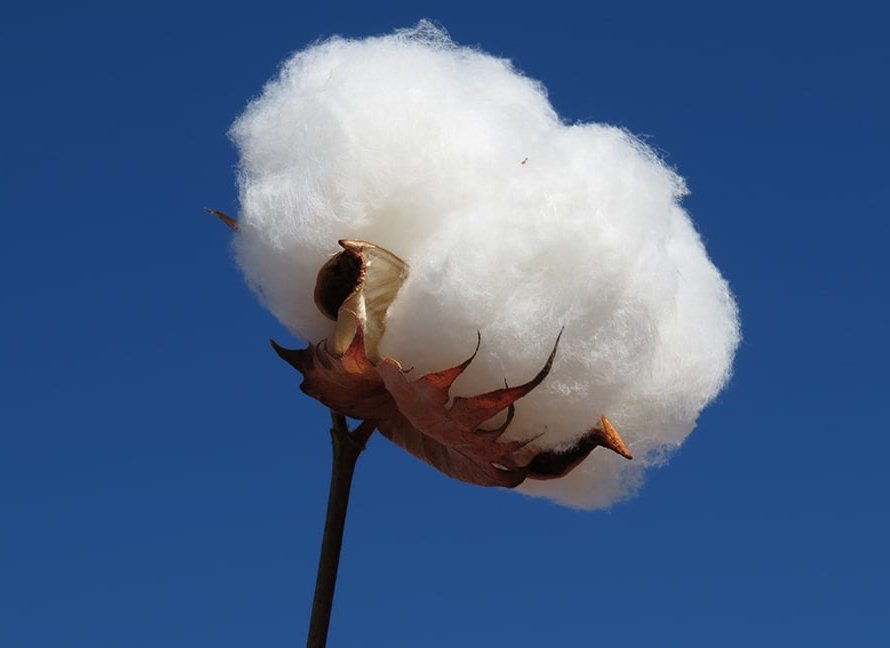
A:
[306,412,373,648]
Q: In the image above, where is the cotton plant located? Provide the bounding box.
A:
[212,21,739,647]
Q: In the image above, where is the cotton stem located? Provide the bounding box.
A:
[306,411,372,648]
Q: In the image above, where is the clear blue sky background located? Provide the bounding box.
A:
[2,1,888,646]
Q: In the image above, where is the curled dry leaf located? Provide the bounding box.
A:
[271,239,632,488]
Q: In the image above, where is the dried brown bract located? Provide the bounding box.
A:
[272,240,631,487]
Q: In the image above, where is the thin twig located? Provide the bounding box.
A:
[306,412,372,648]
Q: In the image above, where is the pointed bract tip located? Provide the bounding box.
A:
[206,208,239,231]
[596,416,633,460]
[269,338,308,373]
[269,338,287,357]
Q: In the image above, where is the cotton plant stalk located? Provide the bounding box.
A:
[214,20,739,647]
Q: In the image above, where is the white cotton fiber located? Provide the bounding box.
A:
[231,21,740,509]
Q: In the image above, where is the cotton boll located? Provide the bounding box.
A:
[232,21,740,509]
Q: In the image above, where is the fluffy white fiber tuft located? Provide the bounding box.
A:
[231,21,740,509]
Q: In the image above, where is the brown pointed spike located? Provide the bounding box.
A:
[420,331,481,392]
[447,328,563,431]
[270,338,308,373]
[206,208,239,231]
[594,415,633,460]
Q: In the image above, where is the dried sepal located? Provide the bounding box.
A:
[273,314,632,488]
[271,315,393,422]
[206,208,239,231]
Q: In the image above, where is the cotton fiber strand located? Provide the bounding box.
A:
[231,21,740,509]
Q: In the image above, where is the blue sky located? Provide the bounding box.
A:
[2,1,888,646]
